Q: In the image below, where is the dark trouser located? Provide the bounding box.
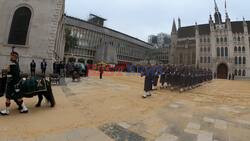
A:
[100,72,103,79]
[42,69,46,75]
[31,70,35,76]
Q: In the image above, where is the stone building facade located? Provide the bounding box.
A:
[170,0,250,79]
[0,0,65,74]
[64,15,153,65]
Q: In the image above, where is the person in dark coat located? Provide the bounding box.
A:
[30,60,36,76]
[41,59,47,75]
[142,66,154,98]
[229,73,231,80]
[0,50,28,115]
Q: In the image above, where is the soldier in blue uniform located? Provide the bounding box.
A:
[0,50,28,115]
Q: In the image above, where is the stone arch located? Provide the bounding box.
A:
[217,63,228,79]
[6,4,34,45]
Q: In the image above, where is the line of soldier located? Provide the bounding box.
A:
[141,65,213,98]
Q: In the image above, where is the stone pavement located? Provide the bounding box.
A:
[0,128,113,141]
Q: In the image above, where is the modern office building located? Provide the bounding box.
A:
[64,15,153,66]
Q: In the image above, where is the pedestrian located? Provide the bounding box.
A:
[229,73,231,80]
[99,65,104,79]
[30,60,36,76]
[0,50,28,115]
[41,59,47,75]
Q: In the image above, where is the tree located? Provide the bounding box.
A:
[65,28,78,52]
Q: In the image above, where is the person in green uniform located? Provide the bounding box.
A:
[0,50,28,115]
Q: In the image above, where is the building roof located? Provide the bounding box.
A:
[178,26,195,38]
[177,20,250,38]
[231,21,244,33]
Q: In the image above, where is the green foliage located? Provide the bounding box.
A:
[65,28,78,52]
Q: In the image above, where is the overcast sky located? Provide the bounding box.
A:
[65,0,250,42]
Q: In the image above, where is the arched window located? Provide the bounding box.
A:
[243,70,246,76]
[220,37,223,42]
[239,57,242,64]
[8,7,32,45]
[208,57,210,63]
[200,57,203,63]
[238,47,241,52]
[217,38,220,43]
[204,57,207,63]
[243,57,246,64]
[235,70,238,76]
[217,47,220,57]
[238,70,242,76]
[224,37,227,42]
[225,47,228,57]
[234,46,237,52]
[235,57,238,65]
[238,36,241,41]
[221,47,224,57]
[242,46,245,52]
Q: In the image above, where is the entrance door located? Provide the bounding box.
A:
[217,63,228,79]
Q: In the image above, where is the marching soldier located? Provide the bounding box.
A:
[142,66,153,98]
[0,50,28,115]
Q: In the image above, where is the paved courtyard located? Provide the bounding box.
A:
[0,71,250,141]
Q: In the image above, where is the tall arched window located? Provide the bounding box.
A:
[234,46,237,52]
[235,57,238,65]
[239,57,242,64]
[243,57,246,64]
[235,69,238,76]
[238,70,242,76]
[243,70,246,76]
[238,47,241,52]
[8,7,31,45]
[217,47,220,57]
[221,47,224,57]
[225,47,228,57]
[242,46,245,52]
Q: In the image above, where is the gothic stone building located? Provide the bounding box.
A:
[170,1,250,79]
[0,0,65,74]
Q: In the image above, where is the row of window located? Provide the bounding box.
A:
[233,36,244,42]
[200,47,211,52]
[234,56,246,65]
[69,27,147,60]
[216,37,227,43]
[234,69,246,76]
[200,37,210,43]
[200,57,211,64]
[234,46,246,52]
[217,47,228,57]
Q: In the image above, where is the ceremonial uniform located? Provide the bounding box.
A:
[142,67,153,98]
[0,50,28,115]
[6,61,22,100]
